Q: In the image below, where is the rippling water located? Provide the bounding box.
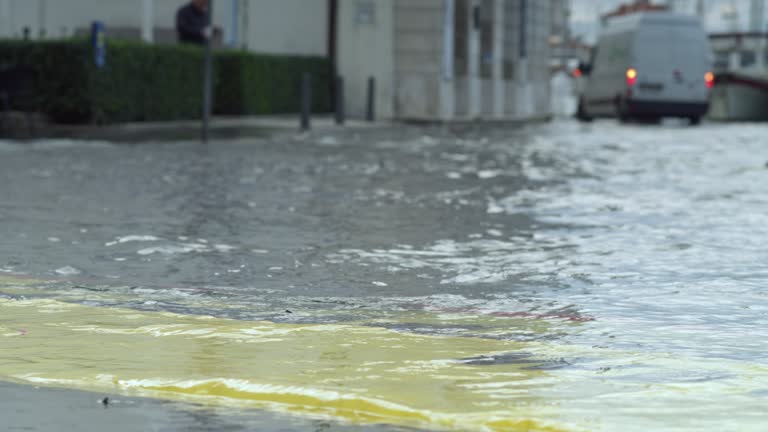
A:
[1,121,767,431]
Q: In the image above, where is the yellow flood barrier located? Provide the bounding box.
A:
[0,298,569,432]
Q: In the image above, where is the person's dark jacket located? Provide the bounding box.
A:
[176,3,208,45]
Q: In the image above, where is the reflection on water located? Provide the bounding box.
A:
[0,298,566,432]
[1,121,768,430]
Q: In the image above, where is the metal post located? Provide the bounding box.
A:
[38,0,47,38]
[242,0,250,50]
[440,0,456,120]
[141,0,154,43]
[334,75,345,125]
[442,0,455,81]
[229,0,239,47]
[328,0,338,115]
[492,0,503,117]
[366,76,375,122]
[201,0,214,144]
[468,0,481,118]
[301,73,312,131]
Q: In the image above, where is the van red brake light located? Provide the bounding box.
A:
[626,68,638,87]
[705,71,715,89]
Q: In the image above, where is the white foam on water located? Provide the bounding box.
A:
[54,266,81,276]
[106,235,162,247]
[332,236,567,286]
[137,244,209,256]
[317,136,340,146]
[477,170,503,179]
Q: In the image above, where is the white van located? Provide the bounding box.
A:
[576,12,713,124]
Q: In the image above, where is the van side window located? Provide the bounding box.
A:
[591,39,607,75]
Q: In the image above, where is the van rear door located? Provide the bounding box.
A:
[634,22,711,104]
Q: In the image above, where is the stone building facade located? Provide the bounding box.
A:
[338,0,554,121]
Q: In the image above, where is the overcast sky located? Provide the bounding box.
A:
[571,0,762,42]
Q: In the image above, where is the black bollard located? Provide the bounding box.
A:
[201,0,215,144]
[366,76,376,122]
[300,73,312,131]
[335,75,345,125]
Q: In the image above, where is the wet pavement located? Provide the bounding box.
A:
[1,119,767,431]
[1,381,419,432]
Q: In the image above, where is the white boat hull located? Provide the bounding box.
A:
[709,73,768,121]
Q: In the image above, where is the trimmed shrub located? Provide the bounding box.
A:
[0,39,205,123]
[0,39,331,124]
[0,39,92,123]
[88,40,207,123]
[215,50,331,116]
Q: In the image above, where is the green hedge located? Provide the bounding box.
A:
[215,50,331,116]
[0,39,331,124]
[89,41,207,123]
[0,39,92,122]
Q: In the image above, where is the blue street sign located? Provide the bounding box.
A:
[91,21,106,68]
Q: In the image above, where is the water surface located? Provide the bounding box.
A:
[1,121,767,431]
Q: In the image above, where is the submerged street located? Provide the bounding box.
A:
[1,120,767,431]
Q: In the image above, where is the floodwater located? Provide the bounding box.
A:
[1,120,767,431]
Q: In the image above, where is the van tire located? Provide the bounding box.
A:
[618,112,632,123]
[689,116,701,126]
[576,99,593,122]
[616,97,632,123]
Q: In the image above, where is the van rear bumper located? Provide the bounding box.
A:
[626,99,709,117]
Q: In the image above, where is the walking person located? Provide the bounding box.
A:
[176,0,211,45]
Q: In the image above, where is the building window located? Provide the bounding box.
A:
[713,52,729,70]
[740,50,756,68]
[355,0,376,25]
